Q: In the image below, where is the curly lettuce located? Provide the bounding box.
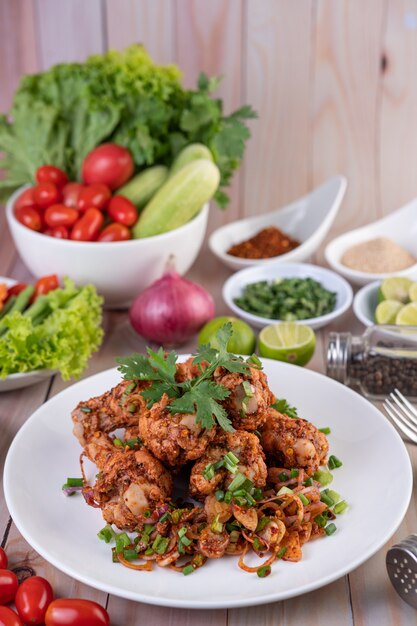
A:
[0,278,103,380]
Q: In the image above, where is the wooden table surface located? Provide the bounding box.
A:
[1,229,417,626]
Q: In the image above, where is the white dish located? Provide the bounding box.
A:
[353,281,379,326]
[223,262,353,330]
[209,176,347,271]
[6,186,209,308]
[4,361,412,609]
[325,200,417,286]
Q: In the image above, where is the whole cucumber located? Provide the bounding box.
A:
[134,159,220,238]
[117,165,168,208]
[170,143,213,177]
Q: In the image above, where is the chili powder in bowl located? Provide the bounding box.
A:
[227,226,300,260]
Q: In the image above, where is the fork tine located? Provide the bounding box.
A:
[385,398,417,434]
[384,402,417,443]
[392,389,417,419]
[389,393,417,428]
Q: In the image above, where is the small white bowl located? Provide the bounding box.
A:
[6,186,209,308]
[325,198,417,286]
[353,281,380,327]
[209,176,347,271]
[223,262,353,330]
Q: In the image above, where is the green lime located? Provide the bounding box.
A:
[378,277,413,304]
[375,300,404,324]
[409,283,417,302]
[198,316,256,355]
[258,322,315,366]
[395,302,417,325]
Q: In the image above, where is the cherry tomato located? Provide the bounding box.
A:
[14,188,36,211]
[33,275,59,300]
[45,599,109,626]
[0,606,23,626]
[33,183,61,209]
[0,569,18,605]
[82,144,134,190]
[97,222,131,242]
[15,576,53,625]
[44,205,78,229]
[107,195,138,227]
[62,183,84,208]
[44,226,69,239]
[77,184,111,212]
[36,165,68,188]
[0,550,7,570]
[70,208,104,242]
[14,206,42,232]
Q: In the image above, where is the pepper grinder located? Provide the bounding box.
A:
[386,535,417,607]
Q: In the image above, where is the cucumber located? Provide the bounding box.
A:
[134,159,220,238]
[170,143,213,177]
[117,165,168,209]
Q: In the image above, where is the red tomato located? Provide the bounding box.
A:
[0,550,7,570]
[44,205,78,228]
[45,599,109,626]
[77,184,111,212]
[82,144,134,190]
[14,188,36,211]
[0,569,18,605]
[36,165,68,188]
[34,275,59,299]
[46,226,69,239]
[15,576,53,625]
[14,206,42,232]
[0,606,23,626]
[97,222,131,242]
[62,183,84,208]
[70,208,104,242]
[33,183,61,209]
[6,284,27,300]
[107,195,138,227]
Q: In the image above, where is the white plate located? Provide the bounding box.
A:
[4,361,412,609]
[223,262,353,330]
[209,176,347,271]
[325,199,417,286]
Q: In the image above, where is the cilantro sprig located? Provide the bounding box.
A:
[272,398,298,419]
[116,323,259,432]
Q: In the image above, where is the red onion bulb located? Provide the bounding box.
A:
[129,259,215,346]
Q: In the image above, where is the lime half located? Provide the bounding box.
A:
[198,316,256,355]
[378,277,413,304]
[395,302,417,326]
[409,283,417,302]
[258,322,316,366]
[375,300,404,324]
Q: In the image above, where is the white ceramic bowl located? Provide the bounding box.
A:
[353,281,380,326]
[6,186,209,308]
[209,176,347,271]
[325,198,417,286]
[223,262,353,330]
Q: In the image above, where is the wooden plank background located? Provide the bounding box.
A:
[2,0,417,238]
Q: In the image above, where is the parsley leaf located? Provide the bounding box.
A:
[272,398,299,419]
[170,380,233,431]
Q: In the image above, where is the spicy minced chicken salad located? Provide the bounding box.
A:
[66,323,347,578]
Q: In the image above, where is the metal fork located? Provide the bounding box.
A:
[383,389,417,443]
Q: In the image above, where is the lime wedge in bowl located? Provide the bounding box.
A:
[378,277,413,303]
[258,322,315,366]
[375,300,404,325]
[395,302,417,326]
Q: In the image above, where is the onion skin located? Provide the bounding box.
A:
[129,270,215,346]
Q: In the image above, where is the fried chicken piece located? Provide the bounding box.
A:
[139,393,217,468]
[213,366,275,431]
[72,380,148,447]
[260,408,329,476]
[175,356,205,382]
[189,430,267,500]
[89,447,173,531]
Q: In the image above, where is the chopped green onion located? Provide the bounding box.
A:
[303,477,314,487]
[320,493,334,507]
[180,536,192,547]
[143,523,154,536]
[314,514,327,528]
[228,472,247,492]
[97,525,116,543]
[242,380,254,397]
[256,516,270,532]
[226,520,241,532]
[124,382,137,395]
[143,510,151,519]
[313,469,333,487]
[224,451,239,465]
[333,500,348,515]
[278,471,289,482]
[290,468,299,479]
[215,490,225,502]
[203,463,215,481]
[298,493,310,506]
[178,526,187,538]
[123,549,137,561]
[247,353,262,368]
[80,406,92,413]
[224,459,238,473]
[113,438,123,448]
[277,486,293,496]
[328,455,343,470]
[244,492,256,506]
[144,547,154,556]
[319,427,331,435]
[213,459,225,471]
[277,546,287,559]
[211,514,223,533]
[252,488,263,501]
[171,509,183,524]
[324,489,340,504]
[182,565,194,576]
[66,477,83,487]
[112,548,119,563]
[224,491,232,504]
[159,512,171,523]
[115,532,131,553]
[152,535,170,555]
[125,438,141,449]
[234,496,247,507]
[253,537,264,551]
[257,565,271,578]
[325,523,337,536]
[127,403,137,413]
